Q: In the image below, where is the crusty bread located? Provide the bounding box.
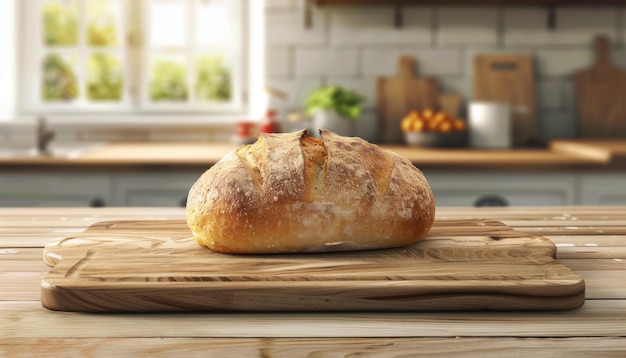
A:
[186,130,435,254]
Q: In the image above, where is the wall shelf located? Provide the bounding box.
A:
[313,0,626,4]
[308,0,626,29]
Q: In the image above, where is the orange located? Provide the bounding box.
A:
[412,119,426,132]
[401,117,413,132]
[453,120,466,132]
[438,120,453,133]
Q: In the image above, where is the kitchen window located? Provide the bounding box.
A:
[17,0,262,120]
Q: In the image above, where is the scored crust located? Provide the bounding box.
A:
[186,129,435,254]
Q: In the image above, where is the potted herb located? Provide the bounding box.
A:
[305,85,365,136]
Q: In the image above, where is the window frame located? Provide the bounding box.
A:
[17,0,257,123]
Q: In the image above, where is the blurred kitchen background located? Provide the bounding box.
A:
[1,0,625,207]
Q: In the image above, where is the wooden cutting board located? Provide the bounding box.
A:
[473,54,537,145]
[41,219,585,313]
[574,35,626,138]
[377,56,440,143]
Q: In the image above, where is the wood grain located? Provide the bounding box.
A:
[4,300,626,339]
[377,56,440,143]
[4,337,626,357]
[40,219,584,312]
[574,35,626,138]
[4,207,626,355]
[473,54,537,145]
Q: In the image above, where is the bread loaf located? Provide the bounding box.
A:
[186,130,435,254]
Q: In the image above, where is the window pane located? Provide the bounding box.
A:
[149,56,188,102]
[195,0,230,46]
[42,0,79,46]
[148,0,187,48]
[87,0,122,47]
[42,53,79,102]
[195,54,231,102]
[87,53,124,101]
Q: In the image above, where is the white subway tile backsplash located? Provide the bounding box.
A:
[330,6,431,45]
[535,80,564,110]
[265,0,296,10]
[265,77,324,111]
[401,48,464,76]
[361,47,462,77]
[295,47,359,76]
[537,80,566,110]
[437,7,498,46]
[362,47,403,76]
[266,46,291,77]
[262,3,624,140]
[266,6,326,45]
[539,111,577,138]
[561,79,576,111]
[504,7,617,46]
[401,7,434,44]
[535,49,592,76]
[437,77,471,103]
[608,48,626,68]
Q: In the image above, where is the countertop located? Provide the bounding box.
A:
[2,139,626,170]
[3,206,626,355]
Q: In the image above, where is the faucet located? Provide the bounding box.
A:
[36,116,55,156]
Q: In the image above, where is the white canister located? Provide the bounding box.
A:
[468,101,512,148]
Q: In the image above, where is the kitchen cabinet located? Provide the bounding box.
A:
[0,140,623,207]
[0,170,205,208]
[579,173,626,205]
[423,171,576,206]
[0,171,112,207]
[112,171,203,207]
[1,169,622,208]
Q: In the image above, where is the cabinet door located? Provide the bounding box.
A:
[423,171,576,207]
[580,173,626,205]
[113,171,204,207]
[0,172,111,207]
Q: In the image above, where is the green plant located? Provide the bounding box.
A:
[305,86,365,120]
[42,0,79,46]
[195,55,231,102]
[87,53,123,100]
[149,59,188,101]
[42,53,79,101]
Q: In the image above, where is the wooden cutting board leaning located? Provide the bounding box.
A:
[41,219,585,312]
[377,56,441,143]
[574,35,626,138]
[473,54,538,145]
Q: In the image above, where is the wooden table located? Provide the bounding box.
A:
[2,206,626,356]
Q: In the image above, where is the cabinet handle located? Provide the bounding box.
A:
[474,194,509,207]
[179,197,187,208]
[90,197,106,207]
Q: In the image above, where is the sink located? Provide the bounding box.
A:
[0,142,104,158]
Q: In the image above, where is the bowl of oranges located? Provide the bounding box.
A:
[400,108,467,147]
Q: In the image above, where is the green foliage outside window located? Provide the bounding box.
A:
[88,15,119,47]
[43,54,79,101]
[87,54,123,100]
[149,60,189,102]
[195,55,231,102]
[42,0,79,46]
[40,1,234,105]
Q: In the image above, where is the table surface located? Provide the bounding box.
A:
[2,139,626,170]
[3,206,626,356]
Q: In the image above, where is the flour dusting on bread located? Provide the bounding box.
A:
[186,129,435,254]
